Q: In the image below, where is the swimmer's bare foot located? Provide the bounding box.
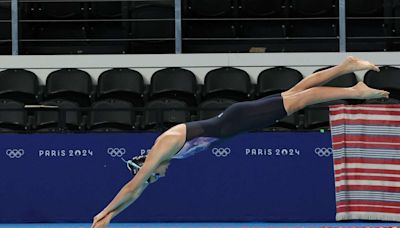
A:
[352,81,389,99]
[341,56,380,73]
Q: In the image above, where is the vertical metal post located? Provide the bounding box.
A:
[174,0,182,53]
[11,0,18,55]
[338,0,346,52]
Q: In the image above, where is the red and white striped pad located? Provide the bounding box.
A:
[330,104,400,222]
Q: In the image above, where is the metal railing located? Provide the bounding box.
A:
[1,0,399,54]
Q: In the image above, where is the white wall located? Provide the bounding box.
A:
[1,52,399,85]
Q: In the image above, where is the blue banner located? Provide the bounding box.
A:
[0,132,335,223]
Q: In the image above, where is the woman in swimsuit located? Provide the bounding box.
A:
[91,56,389,228]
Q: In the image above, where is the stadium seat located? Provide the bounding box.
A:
[34,99,81,132]
[347,0,383,17]
[0,5,10,55]
[314,66,359,99]
[88,2,128,19]
[45,69,93,107]
[290,0,337,17]
[97,68,145,106]
[183,0,233,17]
[0,99,27,132]
[286,20,338,52]
[183,21,236,39]
[316,67,358,88]
[239,21,286,39]
[20,23,88,54]
[0,2,10,20]
[236,20,287,52]
[256,67,303,130]
[150,68,198,106]
[256,67,303,97]
[89,99,135,131]
[239,0,287,17]
[130,3,175,53]
[183,40,243,53]
[363,97,400,104]
[321,67,359,104]
[143,98,191,130]
[346,20,391,52]
[182,21,237,53]
[19,2,92,54]
[0,41,10,55]
[198,98,237,120]
[0,69,39,104]
[35,2,84,19]
[0,21,10,40]
[364,66,400,100]
[86,3,130,53]
[203,67,252,101]
[272,113,300,130]
[287,0,338,51]
[304,100,348,130]
[346,0,391,51]
[86,22,130,54]
[24,23,86,40]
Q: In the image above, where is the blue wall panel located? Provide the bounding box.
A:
[0,132,335,222]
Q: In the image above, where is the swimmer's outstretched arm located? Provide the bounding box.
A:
[92,125,186,228]
[91,161,159,228]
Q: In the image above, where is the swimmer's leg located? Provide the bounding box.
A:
[284,56,379,95]
[282,82,389,115]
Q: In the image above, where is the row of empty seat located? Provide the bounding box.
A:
[0,0,397,54]
[2,66,400,105]
[0,65,400,132]
[0,98,364,132]
[0,0,385,19]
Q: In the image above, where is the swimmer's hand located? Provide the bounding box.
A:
[92,211,113,228]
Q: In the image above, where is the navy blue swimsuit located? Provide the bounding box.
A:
[173,93,287,159]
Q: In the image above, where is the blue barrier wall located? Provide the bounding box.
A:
[0,132,335,223]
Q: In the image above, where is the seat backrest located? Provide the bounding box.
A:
[90,99,134,130]
[46,68,93,106]
[364,66,400,99]
[204,67,251,100]
[143,98,190,129]
[291,0,337,16]
[323,73,358,87]
[240,0,287,17]
[131,3,174,39]
[314,66,358,87]
[0,99,26,130]
[346,0,383,17]
[0,69,39,104]
[89,2,126,18]
[0,21,10,40]
[257,67,303,96]
[37,2,84,19]
[36,99,80,129]
[185,0,233,17]
[364,66,400,90]
[150,67,197,104]
[97,68,144,105]
[304,100,347,129]
[198,98,236,120]
[0,2,10,20]
[363,97,400,104]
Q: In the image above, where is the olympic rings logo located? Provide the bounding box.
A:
[107,148,126,157]
[314,147,333,157]
[212,148,231,157]
[5,149,24,159]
